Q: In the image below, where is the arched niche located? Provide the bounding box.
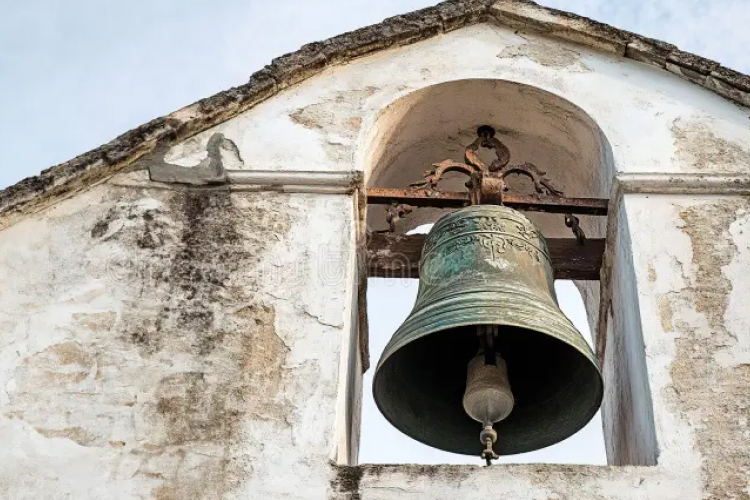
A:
[362,79,614,239]
[360,81,620,444]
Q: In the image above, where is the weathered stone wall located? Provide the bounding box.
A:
[0,171,359,499]
[2,14,750,500]
[625,194,750,499]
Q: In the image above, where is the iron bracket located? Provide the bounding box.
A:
[373,125,605,242]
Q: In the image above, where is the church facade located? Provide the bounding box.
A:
[2,1,750,498]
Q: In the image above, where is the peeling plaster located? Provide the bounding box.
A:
[497,39,589,70]
[290,87,379,163]
[658,297,674,333]
[665,199,750,499]
[0,179,355,499]
[671,118,750,171]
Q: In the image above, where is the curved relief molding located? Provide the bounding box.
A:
[616,172,750,195]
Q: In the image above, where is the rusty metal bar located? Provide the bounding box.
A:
[367,233,605,280]
[366,187,609,216]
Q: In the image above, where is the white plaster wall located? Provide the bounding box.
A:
[355,463,688,500]
[0,173,359,499]
[601,198,658,467]
[622,194,750,498]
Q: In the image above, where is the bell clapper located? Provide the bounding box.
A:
[481,325,498,366]
[479,325,500,465]
[464,325,514,465]
[480,425,499,466]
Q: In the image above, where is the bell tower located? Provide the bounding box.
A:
[2,1,750,499]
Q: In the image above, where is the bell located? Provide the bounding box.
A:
[372,204,603,457]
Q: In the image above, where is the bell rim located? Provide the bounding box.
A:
[372,378,603,457]
[372,322,604,455]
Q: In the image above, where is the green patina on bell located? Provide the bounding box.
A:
[372,204,603,456]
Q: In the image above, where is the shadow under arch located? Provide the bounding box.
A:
[360,78,614,235]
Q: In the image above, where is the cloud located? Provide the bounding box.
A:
[540,0,750,72]
[0,0,747,190]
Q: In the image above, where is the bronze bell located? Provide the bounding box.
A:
[372,204,603,457]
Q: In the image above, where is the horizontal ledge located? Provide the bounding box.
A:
[228,170,363,187]
[366,188,609,215]
[617,172,750,194]
[366,233,605,281]
[145,167,363,193]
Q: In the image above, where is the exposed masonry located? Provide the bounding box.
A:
[671,200,750,499]
[146,133,236,186]
[145,132,363,192]
[2,0,750,231]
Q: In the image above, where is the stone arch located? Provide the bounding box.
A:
[360,78,614,337]
[361,78,614,238]
[358,78,657,466]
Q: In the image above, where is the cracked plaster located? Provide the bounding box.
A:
[0,179,358,499]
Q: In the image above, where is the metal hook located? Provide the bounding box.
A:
[565,214,586,245]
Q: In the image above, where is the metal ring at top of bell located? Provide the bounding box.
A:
[372,204,603,457]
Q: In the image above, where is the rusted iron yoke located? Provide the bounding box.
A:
[367,125,607,268]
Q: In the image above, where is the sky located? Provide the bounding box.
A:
[1,0,749,190]
[1,0,748,466]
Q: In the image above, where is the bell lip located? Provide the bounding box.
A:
[372,317,604,456]
[373,377,603,457]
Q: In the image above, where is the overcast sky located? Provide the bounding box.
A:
[1,0,748,466]
[1,0,749,190]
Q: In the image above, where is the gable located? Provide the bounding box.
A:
[2,0,750,231]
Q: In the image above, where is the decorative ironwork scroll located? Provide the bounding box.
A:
[383,125,584,236]
[408,125,563,200]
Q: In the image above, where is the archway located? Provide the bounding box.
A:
[362,78,614,239]
[358,79,616,465]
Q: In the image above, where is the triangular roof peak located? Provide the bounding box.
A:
[2,0,749,229]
